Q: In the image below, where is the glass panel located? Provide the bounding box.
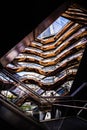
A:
[37,16,70,39]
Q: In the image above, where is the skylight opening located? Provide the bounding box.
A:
[37,16,70,39]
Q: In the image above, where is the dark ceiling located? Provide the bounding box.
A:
[0,0,87,58]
